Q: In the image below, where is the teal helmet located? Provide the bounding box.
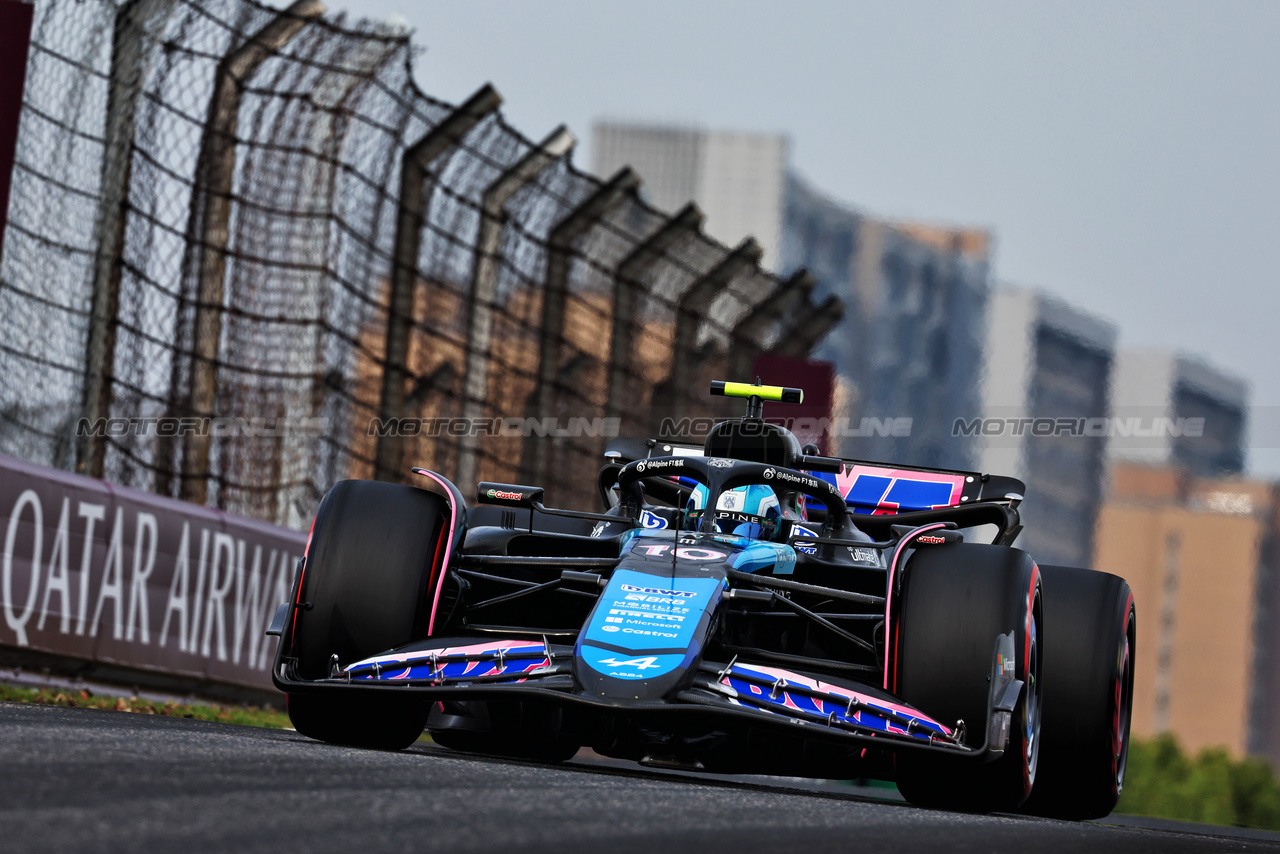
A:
[686,483,782,541]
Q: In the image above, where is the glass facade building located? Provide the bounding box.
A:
[779,175,990,470]
[1109,349,1248,477]
[978,288,1117,568]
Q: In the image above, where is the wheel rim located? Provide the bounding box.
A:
[1024,586,1043,785]
[1114,608,1135,791]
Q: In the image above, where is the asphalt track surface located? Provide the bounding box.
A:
[2,702,1277,853]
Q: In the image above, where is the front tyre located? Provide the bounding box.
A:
[1019,565,1135,820]
[288,692,428,751]
[894,544,1043,812]
[285,479,449,749]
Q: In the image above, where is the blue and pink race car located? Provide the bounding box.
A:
[269,380,1134,817]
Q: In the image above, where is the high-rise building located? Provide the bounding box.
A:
[781,174,990,471]
[592,123,787,270]
[1109,349,1248,476]
[1094,461,1279,760]
[592,122,992,471]
[1247,485,1280,766]
[978,287,1117,568]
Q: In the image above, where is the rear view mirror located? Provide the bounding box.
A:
[476,482,545,509]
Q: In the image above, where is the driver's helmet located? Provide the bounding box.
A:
[685,483,783,541]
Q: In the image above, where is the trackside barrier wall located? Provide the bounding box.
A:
[0,453,304,696]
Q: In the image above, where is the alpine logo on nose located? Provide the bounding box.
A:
[597,656,662,670]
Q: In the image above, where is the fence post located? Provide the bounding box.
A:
[726,269,814,381]
[78,0,178,479]
[521,167,640,487]
[268,20,406,524]
[373,84,503,483]
[453,125,575,493]
[658,238,762,424]
[605,202,703,425]
[773,294,845,358]
[180,0,325,505]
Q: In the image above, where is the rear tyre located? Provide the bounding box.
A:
[286,479,448,749]
[1019,565,1134,820]
[894,544,1043,812]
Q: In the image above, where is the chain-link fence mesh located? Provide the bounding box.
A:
[1,0,838,528]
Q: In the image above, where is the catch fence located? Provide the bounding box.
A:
[0,0,841,526]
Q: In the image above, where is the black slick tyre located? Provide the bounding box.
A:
[1019,565,1135,820]
[287,692,430,751]
[285,479,448,749]
[894,543,1043,812]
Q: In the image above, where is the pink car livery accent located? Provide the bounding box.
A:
[344,640,550,682]
[721,662,952,740]
[834,465,966,515]
[411,467,461,635]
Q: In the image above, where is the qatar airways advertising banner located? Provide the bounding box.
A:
[0,454,305,692]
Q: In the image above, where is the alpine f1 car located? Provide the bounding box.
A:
[268,380,1135,818]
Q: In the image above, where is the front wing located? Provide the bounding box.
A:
[273,636,1005,759]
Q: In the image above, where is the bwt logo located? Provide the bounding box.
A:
[620,583,697,598]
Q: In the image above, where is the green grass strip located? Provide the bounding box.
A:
[0,682,291,729]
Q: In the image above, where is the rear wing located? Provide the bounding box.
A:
[806,462,1025,516]
[599,437,1025,516]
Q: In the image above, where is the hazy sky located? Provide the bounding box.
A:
[330,0,1280,472]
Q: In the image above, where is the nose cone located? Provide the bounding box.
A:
[573,563,725,701]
